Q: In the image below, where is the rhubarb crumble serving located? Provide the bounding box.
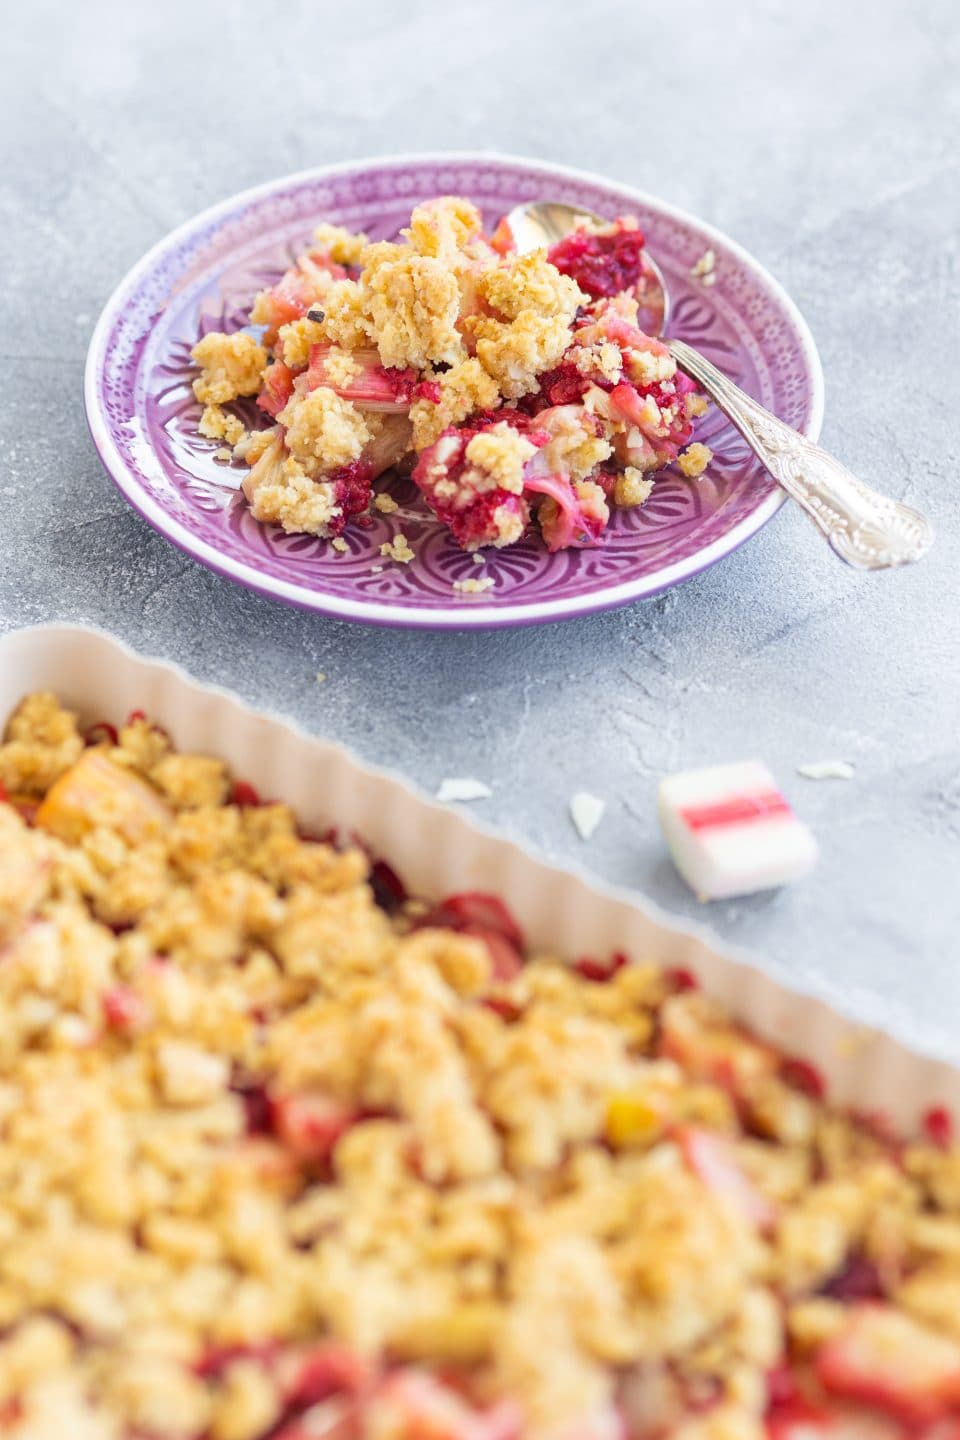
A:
[191,197,710,554]
[3,692,960,1440]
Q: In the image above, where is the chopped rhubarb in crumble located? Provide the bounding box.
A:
[192,197,708,555]
[5,691,959,1440]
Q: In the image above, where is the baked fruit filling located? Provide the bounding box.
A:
[191,198,710,553]
[2,693,958,1440]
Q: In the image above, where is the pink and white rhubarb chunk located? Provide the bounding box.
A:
[657,760,819,900]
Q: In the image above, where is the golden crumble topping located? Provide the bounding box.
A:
[613,466,655,508]
[2,692,960,1440]
[403,196,484,263]
[453,576,495,594]
[241,434,341,537]
[678,442,714,478]
[409,358,501,452]
[190,199,711,555]
[478,252,585,323]
[191,332,268,405]
[359,243,465,369]
[464,424,537,495]
[379,533,415,564]
[276,316,327,370]
[312,221,369,266]
[468,311,575,400]
[199,405,247,447]
[278,386,370,474]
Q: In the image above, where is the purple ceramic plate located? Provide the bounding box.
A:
[85,153,824,629]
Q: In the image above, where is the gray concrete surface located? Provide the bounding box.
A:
[2,1,958,1046]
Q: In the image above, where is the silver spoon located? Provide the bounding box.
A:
[506,201,933,570]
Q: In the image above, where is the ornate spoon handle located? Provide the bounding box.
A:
[669,339,934,570]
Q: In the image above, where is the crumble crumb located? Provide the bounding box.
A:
[316,672,327,683]
[379,533,415,564]
[404,196,483,263]
[626,345,676,388]
[571,340,624,386]
[478,251,585,323]
[691,248,716,280]
[331,537,349,554]
[214,446,233,463]
[464,424,537,494]
[235,426,278,466]
[374,493,400,515]
[316,278,374,350]
[276,316,327,369]
[472,553,485,566]
[613,467,655,508]
[199,404,247,447]
[371,564,384,573]
[453,577,495,594]
[570,791,606,841]
[191,331,267,405]
[686,394,710,418]
[677,442,714,478]
[436,777,493,802]
[312,221,369,265]
[278,386,370,474]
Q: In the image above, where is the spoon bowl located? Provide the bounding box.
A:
[506,199,934,571]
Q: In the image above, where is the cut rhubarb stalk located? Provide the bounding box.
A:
[419,892,525,951]
[489,216,516,256]
[271,1090,358,1162]
[658,761,819,900]
[460,925,524,983]
[253,258,348,343]
[278,1342,374,1406]
[258,359,296,418]
[307,345,419,413]
[370,1370,522,1440]
[678,1126,776,1230]
[523,471,608,551]
[102,985,149,1033]
[815,1305,960,1425]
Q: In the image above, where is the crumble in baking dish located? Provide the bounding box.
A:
[1,693,958,1440]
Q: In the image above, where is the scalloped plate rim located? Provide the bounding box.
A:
[84,150,825,629]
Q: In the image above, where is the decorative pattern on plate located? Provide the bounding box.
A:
[86,155,824,628]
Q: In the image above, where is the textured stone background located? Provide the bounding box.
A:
[2,1,957,1044]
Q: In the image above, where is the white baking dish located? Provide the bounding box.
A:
[1,622,955,1130]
